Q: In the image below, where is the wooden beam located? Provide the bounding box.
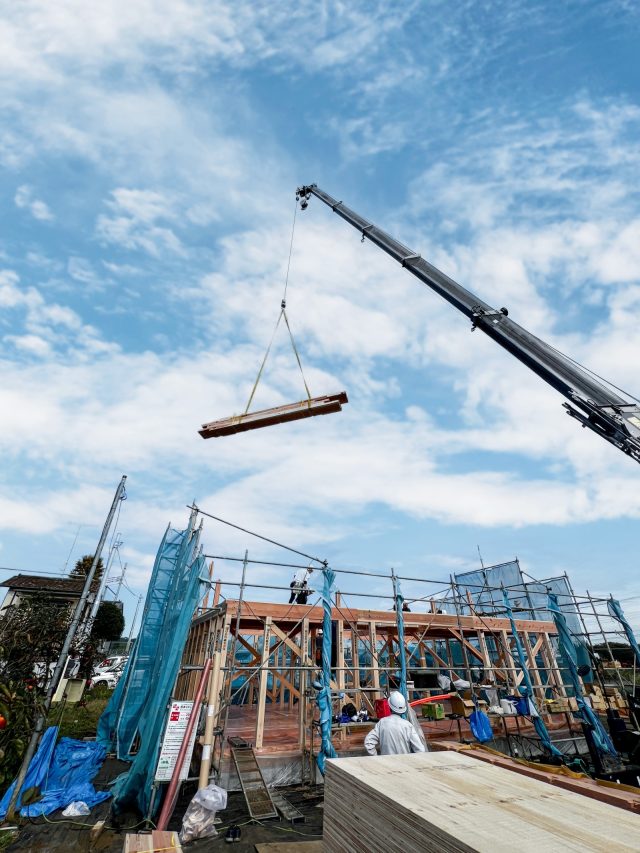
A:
[447,627,485,664]
[199,392,349,438]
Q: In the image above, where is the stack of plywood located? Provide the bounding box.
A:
[323,752,640,853]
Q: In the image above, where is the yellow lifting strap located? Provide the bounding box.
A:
[243,301,312,416]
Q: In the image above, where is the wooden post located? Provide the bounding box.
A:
[213,579,221,607]
[521,631,545,707]
[541,633,568,699]
[255,616,272,749]
[351,628,361,695]
[369,623,380,699]
[198,650,221,788]
[298,618,309,749]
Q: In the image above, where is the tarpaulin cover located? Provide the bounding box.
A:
[105,517,206,816]
[607,598,640,668]
[0,727,109,818]
[469,709,493,743]
[549,593,617,757]
[314,567,337,776]
[0,725,58,818]
[502,590,563,760]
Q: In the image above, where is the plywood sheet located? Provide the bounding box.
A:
[123,831,182,852]
[323,751,640,853]
[254,844,323,852]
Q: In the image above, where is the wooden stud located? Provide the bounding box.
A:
[255,616,272,749]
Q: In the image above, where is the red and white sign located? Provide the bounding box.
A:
[154,700,198,782]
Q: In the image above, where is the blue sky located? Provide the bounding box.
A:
[1,1,640,631]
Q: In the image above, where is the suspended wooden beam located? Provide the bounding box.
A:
[199,391,348,438]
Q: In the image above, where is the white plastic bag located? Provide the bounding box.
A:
[62,801,90,816]
[179,784,227,844]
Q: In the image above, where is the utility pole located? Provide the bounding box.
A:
[113,563,127,603]
[6,475,127,820]
[88,533,123,623]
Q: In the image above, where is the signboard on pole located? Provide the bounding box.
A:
[154,700,198,782]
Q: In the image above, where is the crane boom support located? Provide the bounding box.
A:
[297,184,640,464]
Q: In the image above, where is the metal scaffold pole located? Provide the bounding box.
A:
[6,474,127,821]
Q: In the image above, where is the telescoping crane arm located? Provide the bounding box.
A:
[296,184,640,464]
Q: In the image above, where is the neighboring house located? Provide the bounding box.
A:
[0,573,99,616]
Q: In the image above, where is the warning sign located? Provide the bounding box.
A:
[154,700,198,782]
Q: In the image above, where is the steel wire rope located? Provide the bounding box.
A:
[541,336,640,406]
[189,504,327,566]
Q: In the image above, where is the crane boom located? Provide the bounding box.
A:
[297,184,640,464]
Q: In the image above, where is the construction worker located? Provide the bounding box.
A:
[288,565,314,604]
[364,691,426,756]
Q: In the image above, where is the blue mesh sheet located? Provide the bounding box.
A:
[97,515,206,816]
[455,561,532,618]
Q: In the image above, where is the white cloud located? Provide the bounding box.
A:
[0,269,114,356]
[96,188,184,257]
[14,184,54,221]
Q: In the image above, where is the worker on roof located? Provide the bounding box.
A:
[288,565,314,604]
[364,691,426,756]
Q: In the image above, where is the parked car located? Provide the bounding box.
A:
[92,655,128,678]
[87,666,123,690]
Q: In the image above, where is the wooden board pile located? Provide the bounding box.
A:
[323,751,640,853]
[123,831,182,852]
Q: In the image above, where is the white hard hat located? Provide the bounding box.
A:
[388,690,407,714]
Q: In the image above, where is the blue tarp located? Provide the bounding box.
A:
[469,709,493,743]
[548,594,617,757]
[607,598,640,669]
[0,727,109,819]
[502,590,564,759]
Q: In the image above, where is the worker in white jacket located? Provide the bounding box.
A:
[364,691,426,756]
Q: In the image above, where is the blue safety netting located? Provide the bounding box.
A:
[314,567,337,776]
[98,515,207,816]
[455,563,590,686]
[455,561,528,616]
[607,598,640,669]
[0,727,109,818]
[549,594,617,757]
[502,591,563,760]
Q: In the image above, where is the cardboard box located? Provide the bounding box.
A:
[449,696,475,718]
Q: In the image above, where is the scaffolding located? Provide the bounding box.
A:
[163,507,640,790]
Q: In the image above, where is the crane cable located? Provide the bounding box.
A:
[243,199,312,415]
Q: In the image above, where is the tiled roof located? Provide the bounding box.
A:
[0,573,99,594]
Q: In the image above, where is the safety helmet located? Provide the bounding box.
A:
[388,690,407,714]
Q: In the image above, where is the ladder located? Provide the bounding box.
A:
[231,746,278,820]
[269,790,305,823]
